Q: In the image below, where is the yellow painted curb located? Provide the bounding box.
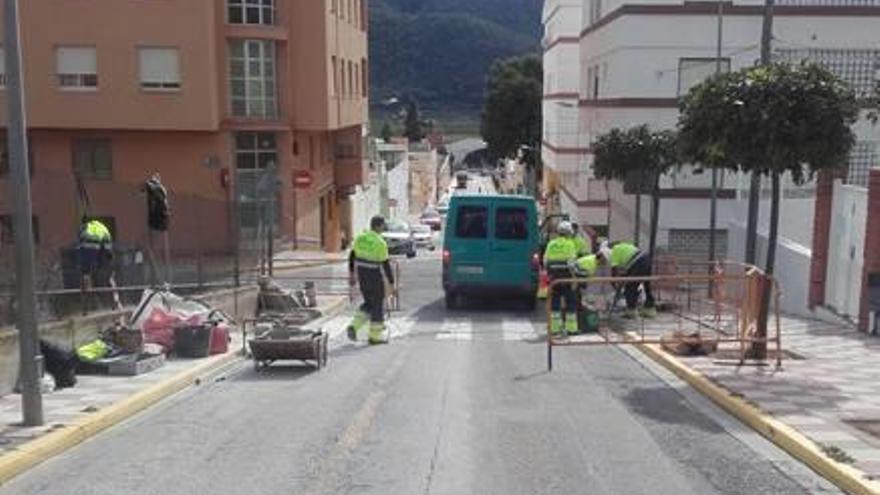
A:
[636,341,880,495]
[0,351,242,485]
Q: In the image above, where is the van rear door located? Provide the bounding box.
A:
[487,199,536,291]
[448,201,491,284]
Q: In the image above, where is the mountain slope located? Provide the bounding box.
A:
[369,0,542,116]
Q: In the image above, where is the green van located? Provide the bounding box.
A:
[442,194,540,309]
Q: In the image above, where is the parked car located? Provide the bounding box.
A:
[420,208,443,231]
[442,194,539,310]
[411,224,435,251]
[436,196,450,216]
[382,220,417,258]
[455,172,469,189]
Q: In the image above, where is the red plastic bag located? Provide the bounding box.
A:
[210,324,230,355]
[142,307,182,353]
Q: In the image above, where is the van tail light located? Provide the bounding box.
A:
[531,252,541,270]
[443,249,451,265]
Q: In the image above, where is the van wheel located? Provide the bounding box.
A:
[445,291,458,310]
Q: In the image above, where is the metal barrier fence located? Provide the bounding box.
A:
[545,261,782,371]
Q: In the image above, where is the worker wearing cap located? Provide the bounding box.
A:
[543,221,579,335]
[347,216,395,345]
[599,240,656,319]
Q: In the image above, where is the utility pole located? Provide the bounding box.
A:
[4,0,44,426]
[708,0,724,265]
[745,0,775,264]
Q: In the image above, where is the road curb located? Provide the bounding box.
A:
[0,350,242,486]
[635,341,880,495]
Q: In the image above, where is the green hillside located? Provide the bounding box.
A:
[369,0,542,117]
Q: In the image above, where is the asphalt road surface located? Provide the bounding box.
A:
[0,253,842,495]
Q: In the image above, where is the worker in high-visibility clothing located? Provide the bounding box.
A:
[347,215,396,345]
[571,223,591,257]
[78,217,113,284]
[575,253,599,278]
[544,221,579,335]
[599,240,656,319]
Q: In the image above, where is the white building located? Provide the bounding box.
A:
[542,0,612,234]
[572,2,877,249]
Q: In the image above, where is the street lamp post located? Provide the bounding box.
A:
[4,0,44,426]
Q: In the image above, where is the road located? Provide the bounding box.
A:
[0,247,842,494]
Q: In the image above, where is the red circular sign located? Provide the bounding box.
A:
[292,170,313,189]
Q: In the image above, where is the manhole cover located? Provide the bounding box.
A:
[845,420,880,441]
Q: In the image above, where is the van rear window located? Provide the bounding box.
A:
[455,206,487,238]
[495,207,528,240]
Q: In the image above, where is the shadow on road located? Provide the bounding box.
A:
[232,363,319,382]
[621,386,724,434]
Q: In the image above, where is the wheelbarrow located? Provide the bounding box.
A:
[248,325,328,371]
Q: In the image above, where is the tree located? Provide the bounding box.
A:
[404,101,425,143]
[592,126,678,254]
[380,121,393,143]
[480,55,542,193]
[679,62,857,358]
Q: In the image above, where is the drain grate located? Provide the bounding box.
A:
[845,420,880,442]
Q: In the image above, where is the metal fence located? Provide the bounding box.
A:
[0,173,275,326]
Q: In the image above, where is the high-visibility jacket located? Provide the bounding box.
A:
[349,230,394,284]
[544,237,577,266]
[609,242,640,269]
[353,230,389,263]
[573,236,590,257]
[576,254,599,277]
[80,220,112,247]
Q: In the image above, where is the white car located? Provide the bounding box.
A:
[410,224,435,251]
[382,220,417,258]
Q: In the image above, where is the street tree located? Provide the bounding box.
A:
[404,101,425,143]
[480,55,542,192]
[679,62,857,358]
[592,125,678,254]
[380,121,394,143]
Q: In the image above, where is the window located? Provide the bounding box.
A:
[589,0,602,25]
[348,60,354,96]
[677,58,730,97]
[0,46,6,88]
[495,207,528,240]
[455,206,488,239]
[227,0,275,25]
[331,56,338,96]
[235,132,279,231]
[56,46,98,89]
[339,59,346,95]
[229,39,277,118]
[138,48,181,90]
[72,139,112,180]
[0,134,34,177]
[331,0,337,14]
[0,215,40,245]
[361,58,368,97]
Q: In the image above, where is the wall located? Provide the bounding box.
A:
[386,158,410,220]
[346,181,381,239]
[0,0,220,131]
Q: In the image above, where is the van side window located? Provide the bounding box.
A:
[495,207,528,240]
[455,206,487,238]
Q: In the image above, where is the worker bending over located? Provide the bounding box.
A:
[600,240,656,319]
[347,216,395,345]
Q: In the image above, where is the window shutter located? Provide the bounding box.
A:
[139,48,180,85]
[57,47,97,75]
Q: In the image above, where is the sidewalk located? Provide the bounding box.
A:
[624,313,880,491]
[272,249,347,271]
[0,294,348,481]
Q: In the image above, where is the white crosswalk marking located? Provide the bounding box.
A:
[437,318,474,340]
[501,317,540,341]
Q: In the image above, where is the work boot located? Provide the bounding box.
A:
[368,324,388,345]
[550,312,563,336]
[565,313,579,335]
[347,311,369,341]
[623,308,639,320]
[639,307,658,319]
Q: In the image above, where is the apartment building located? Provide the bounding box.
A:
[0,0,369,269]
[569,0,880,270]
[542,0,612,234]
